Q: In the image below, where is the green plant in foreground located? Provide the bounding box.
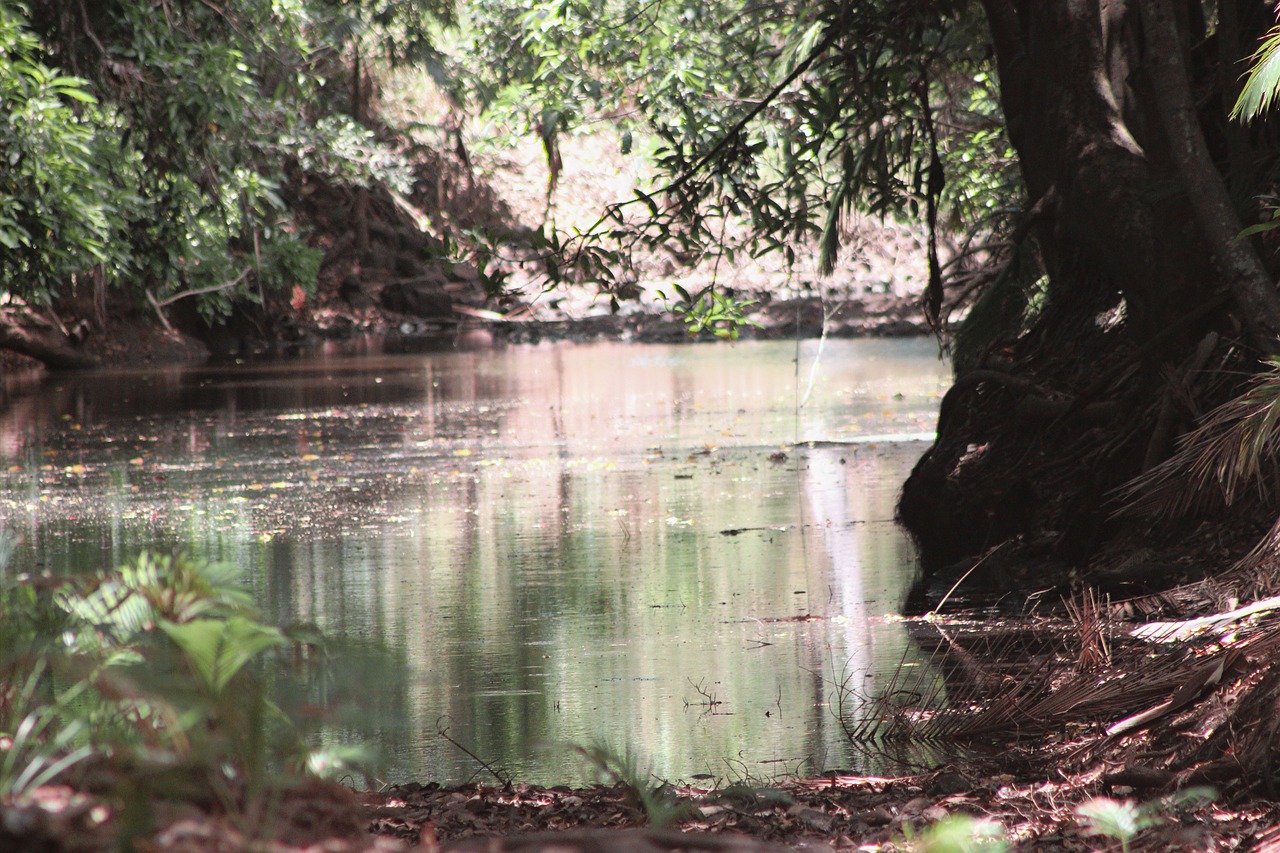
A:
[0,550,382,822]
[574,740,689,827]
[0,663,93,799]
[900,814,1008,853]
[1075,788,1215,853]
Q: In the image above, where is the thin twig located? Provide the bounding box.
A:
[932,543,1006,616]
[436,716,512,791]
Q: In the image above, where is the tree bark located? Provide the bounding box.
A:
[1139,0,1280,348]
[0,317,98,370]
[899,0,1280,582]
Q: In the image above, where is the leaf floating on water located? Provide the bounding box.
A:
[301,454,320,461]
[129,458,144,465]
[453,449,473,457]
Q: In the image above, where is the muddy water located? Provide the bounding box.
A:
[0,338,950,785]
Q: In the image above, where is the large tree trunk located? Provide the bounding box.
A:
[898,0,1280,594]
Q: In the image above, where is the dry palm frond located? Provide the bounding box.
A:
[1128,595,1280,643]
[1066,587,1112,671]
[860,609,1280,752]
[834,606,1280,793]
[1116,357,1280,520]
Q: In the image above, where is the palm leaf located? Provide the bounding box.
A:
[1115,358,1280,519]
[1233,26,1280,122]
[816,179,848,276]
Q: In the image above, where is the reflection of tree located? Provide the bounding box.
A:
[800,441,941,774]
[800,443,872,772]
[3,341,953,783]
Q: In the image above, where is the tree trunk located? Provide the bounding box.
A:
[898,0,1280,591]
[1139,0,1280,348]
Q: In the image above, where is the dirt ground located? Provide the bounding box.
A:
[7,736,1280,852]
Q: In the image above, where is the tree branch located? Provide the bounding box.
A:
[146,268,252,333]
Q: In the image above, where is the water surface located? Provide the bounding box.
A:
[0,338,950,784]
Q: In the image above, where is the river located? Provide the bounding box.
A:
[0,337,950,785]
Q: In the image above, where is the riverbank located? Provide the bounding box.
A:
[12,128,929,370]
[9,134,1280,853]
[11,600,1280,853]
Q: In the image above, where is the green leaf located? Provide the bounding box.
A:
[1234,26,1280,122]
[635,189,659,215]
[159,616,285,696]
[1237,219,1280,240]
[50,78,95,104]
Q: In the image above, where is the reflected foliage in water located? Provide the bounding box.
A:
[0,339,950,784]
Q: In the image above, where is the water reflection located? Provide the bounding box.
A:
[0,339,950,784]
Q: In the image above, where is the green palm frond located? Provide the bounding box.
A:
[1233,26,1280,122]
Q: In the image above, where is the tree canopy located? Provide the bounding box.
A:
[0,0,446,354]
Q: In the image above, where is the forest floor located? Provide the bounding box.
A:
[13,645,1280,853]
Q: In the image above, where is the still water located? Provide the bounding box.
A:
[0,338,950,785]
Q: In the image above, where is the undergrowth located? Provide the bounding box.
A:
[0,550,388,839]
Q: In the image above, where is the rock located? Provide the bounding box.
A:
[1102,765,1174,791]
[930,770,970,796]
[922,805,949,823]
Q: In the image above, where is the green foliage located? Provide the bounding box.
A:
[657,284,762,340]
[1075,789,1215,853]
[0,3,124,302]
[158,617,286,697]
[1233,25,1280,122]
[0,551,382,806]
[257,235,325,297]
[312,0,454,74]
[0,0,448,323]
[904,814,1008,853]
[0,664,93,799]
[457,0,1016,336]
